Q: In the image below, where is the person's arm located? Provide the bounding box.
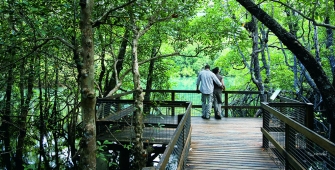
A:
[196,75,201,92]
[212,74,222,87]
[221,79,225,90]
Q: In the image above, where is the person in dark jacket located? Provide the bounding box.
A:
[212,67,225,119]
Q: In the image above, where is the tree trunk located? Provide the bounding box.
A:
[144,46,159,113]
[98,32,106,97]
[259,25,270,85]
[71,37,80,169]
[3,67,13,170]
[236,0,335,143]
[69,101,80,169]
[79,0,96,169]
[17,59,35,170]
[249,16,266,101]
[3,1,15,168]
[104,29,129,96]
[131,32,147,169]
[37,56,49,170]
[284,9,319,99]
[325,17,335,87]
[52,62,60,169]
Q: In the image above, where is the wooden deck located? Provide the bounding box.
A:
[186,117,279,170]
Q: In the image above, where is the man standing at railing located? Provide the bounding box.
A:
[196,64,223,119]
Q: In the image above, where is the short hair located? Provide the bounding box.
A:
[205,64,210,69]
[212,67,219,74]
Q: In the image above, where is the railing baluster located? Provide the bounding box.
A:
[285,123,290,169]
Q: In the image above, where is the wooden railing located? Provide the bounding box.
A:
[152,102,192,170]
[96,90,335,169]
[261,101,335,169]
[95,99,192,169]
[142,90,264,117]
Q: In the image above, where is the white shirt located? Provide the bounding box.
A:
[196,69,222,94]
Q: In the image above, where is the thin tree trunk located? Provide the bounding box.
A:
[259,25,270,85]
[98,37,106,97]
[52,61,60,169]
[3,1,15,168]
[17,58,35,170]
[3,67,13,170]
[70,12,79,167]
[313,25,321,64]
[325,17,335,86]
[38,55,48,170]
[79,0,96,169]
[144,46,159,113]
[104,29,129,96]
[131,32,147,169]
[69,101,80,169]
[249,16,266,101]
[284,8,319,99]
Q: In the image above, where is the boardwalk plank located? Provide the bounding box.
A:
[185,117,279,170]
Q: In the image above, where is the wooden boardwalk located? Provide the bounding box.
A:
[185,117,279,170]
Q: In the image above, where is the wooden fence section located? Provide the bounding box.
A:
[186,117,279,170]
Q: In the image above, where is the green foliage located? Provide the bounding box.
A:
[97,140,115,167]
[180,66,196,77]
[2,0,335,168]
[123,142,133,150]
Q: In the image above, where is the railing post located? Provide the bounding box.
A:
[305,103,314,130]
[224,92,228,117]
[264,91,268,102]
[262,103,269,148]
[172,91,175,116]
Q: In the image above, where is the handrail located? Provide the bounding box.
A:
[262,103,335,155]
[152,102,192,170]
[96,99,192,170]
[142,90,264,117]
[261,102,335,169]
[278,95,303,103]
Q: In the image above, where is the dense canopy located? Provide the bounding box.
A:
[1,0,335,169]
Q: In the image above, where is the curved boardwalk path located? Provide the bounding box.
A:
[185,117,279,170]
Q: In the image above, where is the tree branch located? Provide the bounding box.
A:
[138,16,173,37]
[92,0,136,27]
[52,36,75,50]
[104,51,181,98]
[271,0,335,29]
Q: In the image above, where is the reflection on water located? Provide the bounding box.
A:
[171,76,230,90]
[171,77,196,90]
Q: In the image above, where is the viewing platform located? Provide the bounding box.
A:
[95,90,335,169]
[186,117,279,169]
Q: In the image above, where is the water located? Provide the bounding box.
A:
[171,76,231,90]
[171,77,197,90]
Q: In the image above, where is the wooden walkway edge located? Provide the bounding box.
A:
[185,117,279,170]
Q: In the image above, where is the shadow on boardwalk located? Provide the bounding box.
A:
[185,117,279,170]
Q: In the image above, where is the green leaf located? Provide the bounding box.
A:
[103,140,113,145]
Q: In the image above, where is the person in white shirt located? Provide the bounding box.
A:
[196,64,223,119]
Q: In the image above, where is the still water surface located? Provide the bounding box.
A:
[171,76,231,90]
